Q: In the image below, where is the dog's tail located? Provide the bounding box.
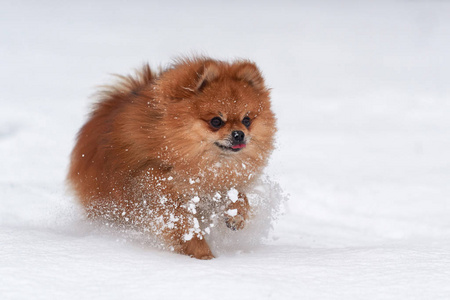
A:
[98,64,156,97]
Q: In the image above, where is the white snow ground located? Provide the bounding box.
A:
[1,0,450,299]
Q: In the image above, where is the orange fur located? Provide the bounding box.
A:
[67,57,276,259]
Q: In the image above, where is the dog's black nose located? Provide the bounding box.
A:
[231,130,245,143]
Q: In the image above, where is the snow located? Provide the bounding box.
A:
[1,0,450,299]
[227,187,239,203]
[226,209,238,217]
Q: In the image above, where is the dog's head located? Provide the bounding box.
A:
[158,58,276,178]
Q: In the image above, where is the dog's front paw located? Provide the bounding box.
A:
[224,192,250,231]
[226,214,245,231]
[181,236,215,260]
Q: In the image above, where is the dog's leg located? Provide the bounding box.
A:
[179,234,214,260]
[225,192,250,231]
[156,204,214,260]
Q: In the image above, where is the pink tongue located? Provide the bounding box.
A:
[231,144,246,149]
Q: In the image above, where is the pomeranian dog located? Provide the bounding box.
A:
[67,57,276,259]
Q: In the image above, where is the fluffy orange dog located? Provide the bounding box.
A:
[67,57,276,259]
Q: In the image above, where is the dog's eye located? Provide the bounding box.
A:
[210,117,224,129]
[242,116,251,128]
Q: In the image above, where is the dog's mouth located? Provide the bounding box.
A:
[215,142,247,152]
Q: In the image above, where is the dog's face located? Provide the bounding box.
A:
[192,76,274,159]
[157,60,276,181]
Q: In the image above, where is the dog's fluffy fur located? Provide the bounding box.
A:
[67,57,276,259]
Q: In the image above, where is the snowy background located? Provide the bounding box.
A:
[1,0,450,299]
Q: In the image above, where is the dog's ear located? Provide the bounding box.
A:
[196,62,220,92]
[234,62,266,91]
[157,58,221,100]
